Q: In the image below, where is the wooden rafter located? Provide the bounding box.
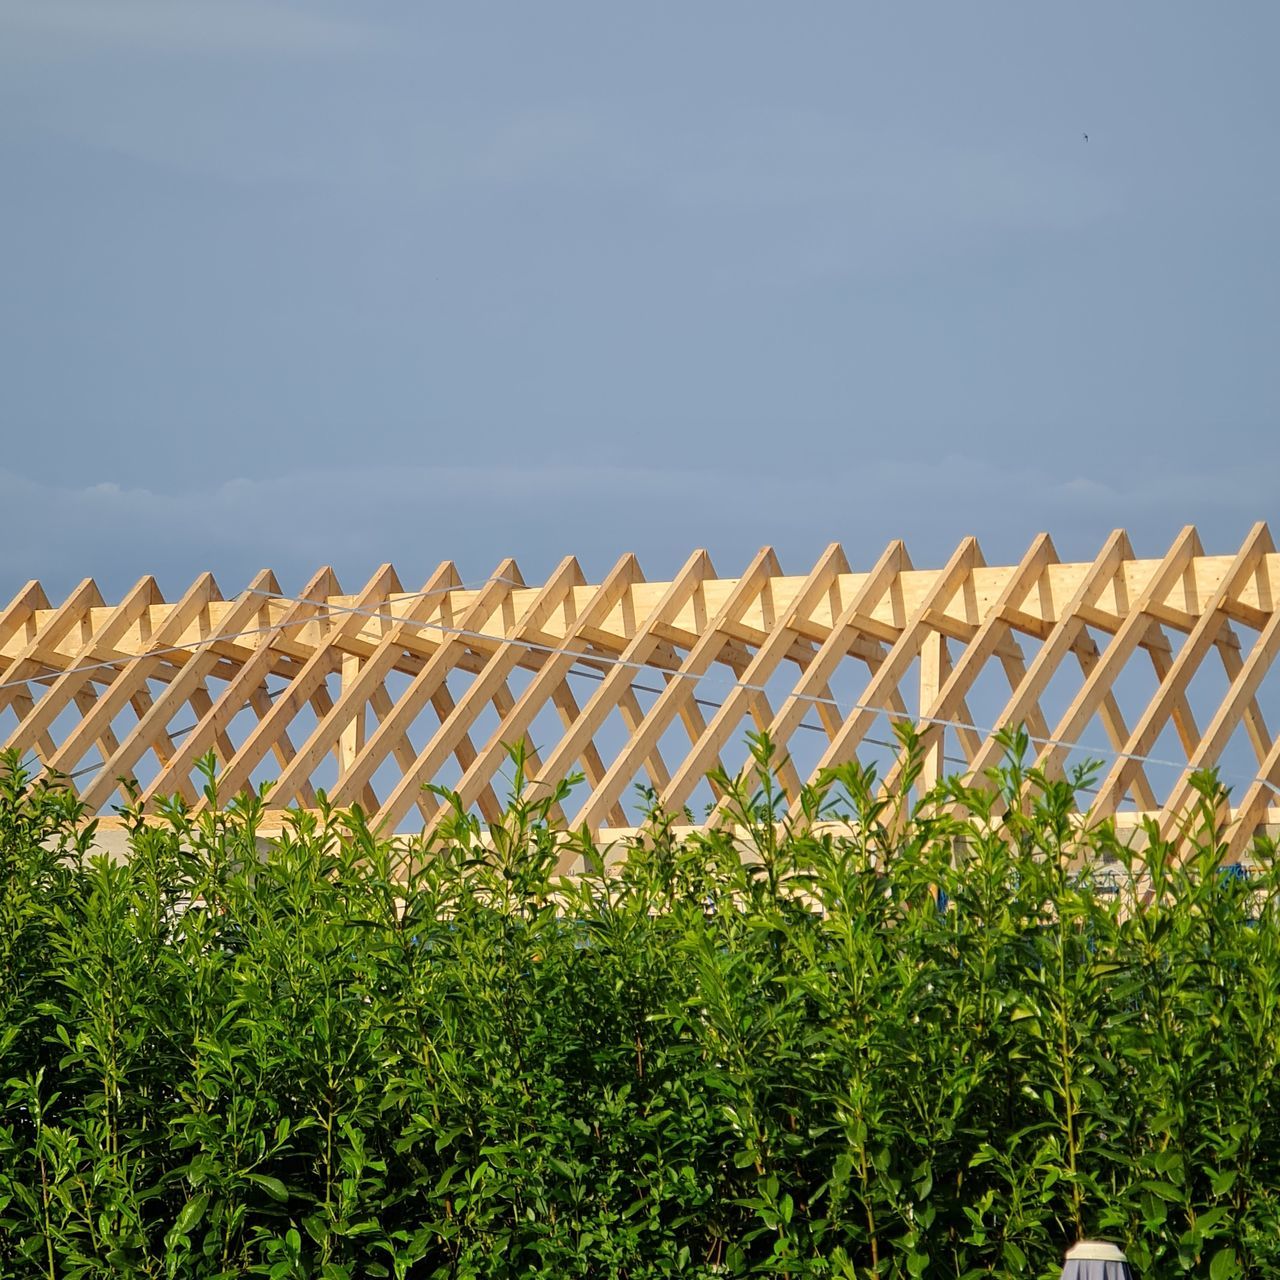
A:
[3,527,1280,861]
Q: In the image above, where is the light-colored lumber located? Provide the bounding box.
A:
[46,574,219,790]
[372,557,584,830]
[77,569,280,810]
[196,565,400,807]
[526,549,715,812]
[792,536,982,815]
[327,562,524,808]
[0,526,1276,856]
[423,554,643,836]
[574,547,782,832]
[135,569,331,807]
[658,543,853,819]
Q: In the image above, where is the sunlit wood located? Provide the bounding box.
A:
[4,525,1279,857]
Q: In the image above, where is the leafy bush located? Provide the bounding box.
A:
[1,734,1278,1279]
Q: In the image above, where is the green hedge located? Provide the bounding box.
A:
[1,734,1278,1279]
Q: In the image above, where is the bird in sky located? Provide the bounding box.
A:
[1083,132,1089,142]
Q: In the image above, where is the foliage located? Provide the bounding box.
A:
[1,733,1278,1279]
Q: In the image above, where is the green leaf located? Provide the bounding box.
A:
[246,1174,290,1203]
[434,1125,467,1154]
[1209,1247,1239,1280]
[173,1192,208,1237]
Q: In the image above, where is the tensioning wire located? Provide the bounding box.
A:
[36,648,954,790]
[0,574,522,696]
[567,663,961,767]
[27,683,293,783]
[0,575,1268,794]
[2,575,517,782]
[240,586,1280,794]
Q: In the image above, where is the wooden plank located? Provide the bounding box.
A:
[524,549,714,819]
[549,681,624,827]
[1032,527,1201,798]
[133,570,330,808]
[428,684,503,824]
[364,683,433,819]
[616,685,673,793]
[918,631,949,792]
[72,686,122,770]
[573,547,783,831]
[708,540,908,814]
[0,582,50,656]
[327,562,523,809]
[1224,732,1280,860]
[338,653,364,773]
[795,537,982,817]
[1065,629,1157,809]
[1214,637,1274,767]
[371,557,585,830]
[882,533,1057,795]
[954,531,1132,787]
[3,576,160,760]
[45,574,220,790]
[657,543,853,820]
[259,561,462,806]
[126,689,171,767]
[77,571,279,810]
[1143,639,1203,757]
[1090,523,1273,818]
[0,578,104,720]
[429,555,644,837]
[197,565,401,808]
[1156,605,1280,839]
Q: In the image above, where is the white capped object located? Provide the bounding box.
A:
[1066,1243,1128,1262]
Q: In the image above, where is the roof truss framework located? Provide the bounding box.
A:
[3,526,1280,857]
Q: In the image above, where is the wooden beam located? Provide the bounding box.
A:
[260,561,462,807]
[372,557,586,830]
[527,549,714,829]
[573,547,783,832]
[77,571,279,811]
[428,555,644,837]
[6,528,1278,850]
[47,574,220,793]
[714,540,907,813]
[794,537,983,817]
[327,562,523,809]
[3,576,160,763]
[658,543,853,820]
[1090,523,1274,818]
[1033,526,1201,799]
[0,578,104,722]
[955,531,1131,787]
[135,570,331,808]
[883,533,1057,795]
[197,565,401,809]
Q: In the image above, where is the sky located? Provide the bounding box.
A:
[1,0,1277,602]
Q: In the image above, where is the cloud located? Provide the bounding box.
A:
[0,0,374,58]
[1,457,1272,605]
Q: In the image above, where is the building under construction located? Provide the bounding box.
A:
[2,525,1278,862]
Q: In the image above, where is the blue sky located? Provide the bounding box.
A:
[2,1,1276,599]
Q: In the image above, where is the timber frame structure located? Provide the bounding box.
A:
[3,524,1280,861]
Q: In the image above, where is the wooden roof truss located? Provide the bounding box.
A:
[3,525,1280,859]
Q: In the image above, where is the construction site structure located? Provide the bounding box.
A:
[3,525,1279,865]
